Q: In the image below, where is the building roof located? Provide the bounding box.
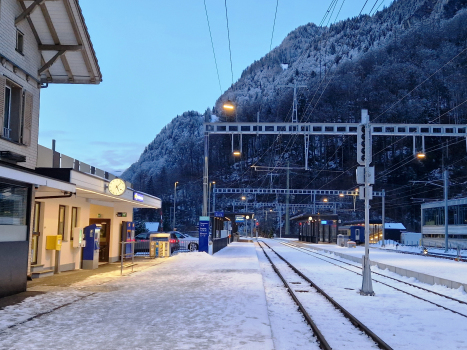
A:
[18,0,102,84]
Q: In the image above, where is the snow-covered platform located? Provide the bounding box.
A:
[293,241,467,290]
[0,243,275,350]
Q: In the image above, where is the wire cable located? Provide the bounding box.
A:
[203,0,223,94]
[372,46,467,123]
[270,0,279,51]
[224,0,234,86]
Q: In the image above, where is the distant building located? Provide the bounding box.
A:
[292,214,339,243]
[421,197,467,248]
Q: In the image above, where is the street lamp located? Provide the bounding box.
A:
[173,181,178,230]
[233,150,241,156]
[223,100,235,111]
[323,198,328,202]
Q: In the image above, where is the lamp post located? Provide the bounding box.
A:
[173,181,178,230]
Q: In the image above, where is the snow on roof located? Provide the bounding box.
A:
[385,223,406,230]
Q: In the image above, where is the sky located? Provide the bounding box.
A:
[38,0,388,174]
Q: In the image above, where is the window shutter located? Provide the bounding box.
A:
[0,76,6,137]
[22,90,33,146]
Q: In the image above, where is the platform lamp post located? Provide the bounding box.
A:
[173,181,178,230]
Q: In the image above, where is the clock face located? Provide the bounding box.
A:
[108,178,126,196]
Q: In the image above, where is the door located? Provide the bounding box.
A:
[31,202,41,265]
[355,229,360,241]
[89,219,111,262]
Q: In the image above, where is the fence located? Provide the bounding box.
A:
[213,237,229,254]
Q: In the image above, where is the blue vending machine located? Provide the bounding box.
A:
[82,224,101,269]
[121,221,135,256]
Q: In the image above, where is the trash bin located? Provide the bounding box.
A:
[149,233,170,258]
[346,241,357,248]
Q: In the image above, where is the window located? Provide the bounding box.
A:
[58,205,66,240]
[0,182,28,242]
[1,77,33,145]
[70,207,78,240]
[16,30,24,54]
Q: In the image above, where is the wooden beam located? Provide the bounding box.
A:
[38,51,65,74]
[39,3,60,43]
[40,56,53,82]
[18,1,43,46]
[15,0,44,25]
[39,44,82,51]
[62,0,96,82]
[60,54,74,82]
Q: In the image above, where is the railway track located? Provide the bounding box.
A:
[280,241,467,318]
[257,240,393,350]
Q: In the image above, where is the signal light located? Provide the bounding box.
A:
[357,124,366,165]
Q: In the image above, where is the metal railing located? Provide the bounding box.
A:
[120,241,135,275]
[3,127,11,139]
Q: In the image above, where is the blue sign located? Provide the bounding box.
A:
[321,220,328,224]
[214,211,224,218]
[199,216,210,253]
[235,215,245,222]
[133,192,144,202]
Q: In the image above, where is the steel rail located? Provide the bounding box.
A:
[281,242,467,318]
[259,241,393,350]
[257,241,331,350]
[283,242,467,306]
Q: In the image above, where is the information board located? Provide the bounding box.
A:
[198,216,210,253]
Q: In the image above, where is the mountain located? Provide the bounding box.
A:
[123,0,467,232]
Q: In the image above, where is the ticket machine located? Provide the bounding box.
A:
[121,221,135,255]
[82,224,101,269]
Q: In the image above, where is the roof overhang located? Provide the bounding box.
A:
[18,0,102,84]
[70,171,161,209]
[0,164,75,192]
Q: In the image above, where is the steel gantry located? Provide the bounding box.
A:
[204,120,467,170]
[202,109,466,295]
[214,188,383,196]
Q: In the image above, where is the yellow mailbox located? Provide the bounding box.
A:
[46,235,62,250]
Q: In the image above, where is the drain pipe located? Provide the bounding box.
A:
[35,191,74,199]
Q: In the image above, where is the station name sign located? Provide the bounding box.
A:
[133,192,144,202]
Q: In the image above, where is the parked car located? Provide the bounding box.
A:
[172,231,199,251]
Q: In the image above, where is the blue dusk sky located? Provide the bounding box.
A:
[38,0,389,174]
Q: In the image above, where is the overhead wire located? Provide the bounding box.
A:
[269,0,279,51]
[203,0,223,94]
[224,0,234,86]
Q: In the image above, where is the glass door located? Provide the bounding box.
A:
[31,202,41,265]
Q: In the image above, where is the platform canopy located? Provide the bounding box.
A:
[17,0,102,84]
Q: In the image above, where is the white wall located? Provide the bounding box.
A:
[0,0,42,169]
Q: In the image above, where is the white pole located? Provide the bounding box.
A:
[360,109,374,296]
[444,170,449,252]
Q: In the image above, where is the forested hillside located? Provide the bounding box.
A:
[123,0,467,232]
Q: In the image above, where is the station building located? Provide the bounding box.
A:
[421,198,467,248]
[0,0,161,298]
[292,214,339,243]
